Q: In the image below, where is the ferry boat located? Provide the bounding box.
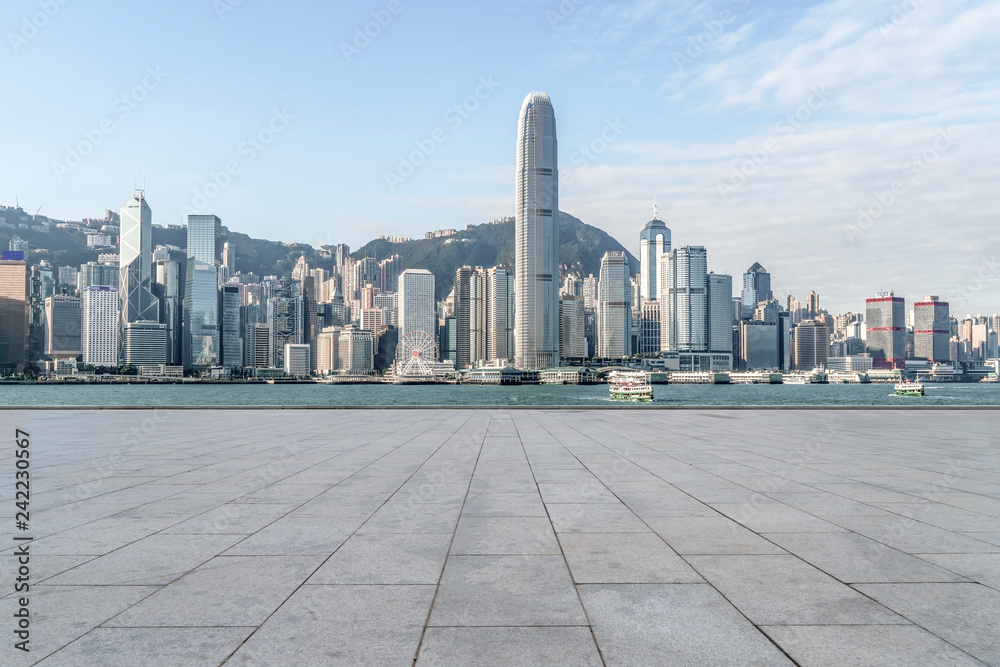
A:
[894,380,925,397]
[608,371,653,402]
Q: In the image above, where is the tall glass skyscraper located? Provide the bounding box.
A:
[597,251,631,358]
[660,246,708,352]
[187,215,222,266]
[515,91,559,369]
[741,262,772,319]
[119,191,160,360]
[639,209,670,301]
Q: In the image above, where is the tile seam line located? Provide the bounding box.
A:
[410,409,491,665]
[512,409,609,667]
[536,410,805,667]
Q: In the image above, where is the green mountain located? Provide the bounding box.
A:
[2,205,637,299]
[352,211,638,300]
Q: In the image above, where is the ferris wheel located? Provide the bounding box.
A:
[396,330,438,376]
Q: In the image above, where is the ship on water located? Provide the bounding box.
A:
[608,370,653,402]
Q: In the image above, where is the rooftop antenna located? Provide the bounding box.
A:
[653,195,658,220]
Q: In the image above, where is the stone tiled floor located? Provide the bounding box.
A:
[2,408,999,665]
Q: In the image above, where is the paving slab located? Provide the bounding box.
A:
[106,555,323,627]
[560,532,703,583]
[687,554,906,625]
[308,531,452,584]
[416,627,603,666]
[6,407,1000,665]
[854,583,1000,664]
[761,624,984,666]
[429,555,588,626]
[227,584,435,666]
[35,627,255,667]
[580,584,793,665]
[762,531,970,583]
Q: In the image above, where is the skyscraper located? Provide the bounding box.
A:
[597,251,631,358]
[866,292,906,369]
[221,284,242,369]
[0,259,29,371]
[398,269,436,343]
[914,296,950,363]
[514,91,559,369]
[741,263,772,319]
[660,246,708,352]
[187,215,222,266]
[559,296,587,360]
[707,272,733,355]
[119,191,160,357]
[639,207,670,301]
[44,294,81,359]
[81,286,119,367]
[185,262,220,369]
[794,319,829,370]
[221,241,235,284]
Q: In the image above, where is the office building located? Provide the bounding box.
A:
[914,296,950,363]
[794,319,830,370]
[514,91,559,369]
[221,284,241,369]
[187,214,223,266]
[398,269,436,342]
[708,272,733,355]
[639,208,670,300]
[740,320,780,370]
[119,191,160,357]
[660,246,708,352]
[741,262,772,319]
[638,300,661,356]
[337,326,375,373]
[185,262,220,369]
[44,294,81,359]
[79,261,119,291]
[123,321,168,366]
[0,259,29,371]
[245,323,272,369]
[559,296,587,360]
[866,292,906,369]
[283,343,311,377]
[597,251,631,358]
[81,286,119,367]
[153,252,185,366]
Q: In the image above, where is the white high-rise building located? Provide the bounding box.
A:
[660,246,708,352]
[119,190,159,358]
[398,269,436,341]
[597,251,631,358]
[639,207,671,301]
[82,286,119,366]
[514,91,559,369]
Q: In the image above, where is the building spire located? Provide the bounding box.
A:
[653,195,658,220]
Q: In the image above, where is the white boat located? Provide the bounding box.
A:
[895,380,925,397]
[608,371,653,402]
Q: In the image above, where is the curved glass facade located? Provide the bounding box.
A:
[514,92,559,369]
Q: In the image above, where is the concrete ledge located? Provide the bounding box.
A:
[1,404,998,410]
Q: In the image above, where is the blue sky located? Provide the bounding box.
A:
[3,0,999,313]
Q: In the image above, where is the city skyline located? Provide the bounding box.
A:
[2,1,997,314]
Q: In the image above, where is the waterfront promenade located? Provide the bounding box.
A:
[2,408,999,665]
